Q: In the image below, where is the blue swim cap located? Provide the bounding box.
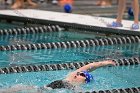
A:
[81,71,94,83]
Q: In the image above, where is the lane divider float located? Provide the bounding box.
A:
[0,25,62,35]
[0,36,139,51]
[0,56,139,74]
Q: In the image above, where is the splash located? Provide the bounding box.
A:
[8,51,33,66]
[9,38,32,45]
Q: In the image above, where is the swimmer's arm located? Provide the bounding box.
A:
[74,60,116,72]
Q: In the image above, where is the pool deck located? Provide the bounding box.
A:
[0,9,140,35]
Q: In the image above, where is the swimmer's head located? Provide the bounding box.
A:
[77,71,94,83]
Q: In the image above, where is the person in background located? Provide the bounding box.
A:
[96,0,112,6]
[11,0,37,9]
[110,0,139,30]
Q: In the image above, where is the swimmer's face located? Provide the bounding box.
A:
[73,72,86,84]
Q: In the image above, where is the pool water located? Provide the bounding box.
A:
[0,43,140,67]
[0,65,139,92]
[0,22,22,29]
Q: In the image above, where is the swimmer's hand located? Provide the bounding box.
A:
[101,60,116,66]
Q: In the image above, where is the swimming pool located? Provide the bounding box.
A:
[0,30,140,93]
[0,12,140,93]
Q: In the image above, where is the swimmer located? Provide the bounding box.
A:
[0,60,115,92]
[45,60,115,90]
[110,0,139,30]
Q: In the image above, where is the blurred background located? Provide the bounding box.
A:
[0,0,136,18]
